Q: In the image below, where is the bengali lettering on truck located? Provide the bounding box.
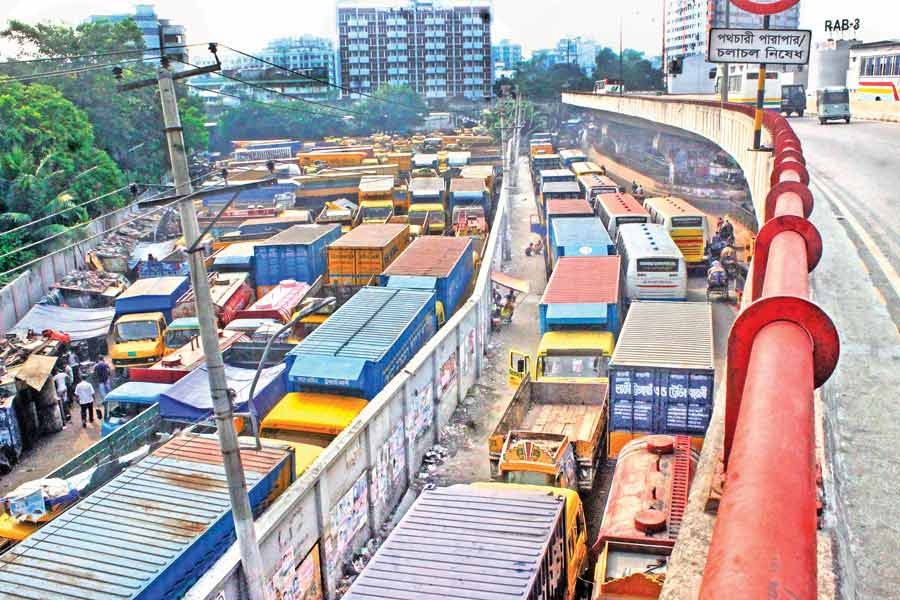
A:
[610,368,712,434]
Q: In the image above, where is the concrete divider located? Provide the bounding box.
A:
[185,163,511,600]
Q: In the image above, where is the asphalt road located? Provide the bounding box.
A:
[792,115,900,599]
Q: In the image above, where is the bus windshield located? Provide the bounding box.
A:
[542,354,608,378]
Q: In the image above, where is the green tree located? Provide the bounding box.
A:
[512,61,593,101]
[0,80,126,275]
[2,19,209,184]
[214,101,347,152]
[351,85,426,134]
[593,47,664,91]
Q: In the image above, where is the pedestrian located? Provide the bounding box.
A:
[94,357,111,399]
[74,377,96,427]
[63,361,75,405]
[52,368,69,407]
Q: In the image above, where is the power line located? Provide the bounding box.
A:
[0,56,151,84]
[0,43,203,67]
[0,184,131,238]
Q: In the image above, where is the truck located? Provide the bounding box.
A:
[490,371,608,492]
[540,256,622,337]
[343,482,589,600]
[358,175,399,223]
[128,328,247,385]
[109,276,190,372]
[380,236,474,326]
[100,381,171,436]
[326,223,410,286]
[408,176,447,236]
[253,223,342,290]
[171,271,253,327]
[0,434,295,600]
[286,287,437,400]
[607,301,714,458]
[546,217,616,276]
[449,176,489,218]
[259,391,368,447]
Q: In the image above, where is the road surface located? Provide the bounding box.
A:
[792,115,900,599]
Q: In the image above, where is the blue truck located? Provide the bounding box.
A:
[113,275,190,323]
[546,216,615,276]
[286,287,437,399]
[0,434,295,600]
[253,223,341,287]
[100,381,172,437]
[607,301,714,458]
[380,236,474,326]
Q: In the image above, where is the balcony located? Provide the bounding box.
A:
[463,54,484,61]
[388,79,409,86]
[425,66,447,74]
[387,67,409,75]
[349,43,369,52]
[424,18,445,25]
[426,78,447,86]
[462,28,484,37]
[387,55,407,63]
[387,43,408,51]
[385,18,406,26]
[424,42,446,50]
[347,18,368,27]
[425,54,447,62]
[463,41,482,50]
[386,30,406,38]
[424,29,444,38]
[349,68,371,76]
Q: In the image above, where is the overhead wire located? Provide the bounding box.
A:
[0,184,132,238]
[0,43,204,67]
[0,56,154,84]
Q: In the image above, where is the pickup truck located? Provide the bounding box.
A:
[489,372,608,492]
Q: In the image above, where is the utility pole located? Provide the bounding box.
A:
[156,68,267,600]
[720,0,731,102]
[619,16,624,96]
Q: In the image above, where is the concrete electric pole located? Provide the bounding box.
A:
[156,68,268,600]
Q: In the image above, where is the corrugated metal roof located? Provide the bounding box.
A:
[330,223,409,248]
[449,177,486,192]
[550,217,613,248]
[0,435,287,600]
[382,237,471,278]
[291,287,433,362]
[541,181,581,194]
[259,224,340,246]
[118,276,188,299]
[344,485,564,600]
[597,192,648,216]
[611,301,714,370]
[546,198,593,216]
[409,177,445,195]
[542,256,621,304]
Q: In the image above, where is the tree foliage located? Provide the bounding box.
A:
[593,47,664,91]
[213,102,348,152]
[511,61,593,101]
[1,19,209,184]
[0,81,126,274]
[351,85,426,134]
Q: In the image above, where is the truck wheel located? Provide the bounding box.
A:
[819,118,826,125]
[845,117,851,123]
[798,110,804,117]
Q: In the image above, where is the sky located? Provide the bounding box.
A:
[0,0,895,59]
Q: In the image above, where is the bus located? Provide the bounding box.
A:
[570,161,603,178]
[847,40,900,102]
[643,196,709,267]
[596,192,650,239]
[578,174,619,208]
[559,149,588,168]
[616,223,687,304]
[531,153,560,176]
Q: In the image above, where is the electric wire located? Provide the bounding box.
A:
[0,43,203,67]
[0,184,132,238]
[0,56,156,84]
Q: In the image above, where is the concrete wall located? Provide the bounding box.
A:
[0,206,139,333]
[184,166,511,600]
[562,92,774,225]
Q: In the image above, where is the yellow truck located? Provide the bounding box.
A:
[359,175,404,223]
[408,176,446,236]
[259,392,368,447]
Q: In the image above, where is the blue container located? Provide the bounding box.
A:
[101,381,172,437]
[114,276,190,322]
[608,367,714,435]
[548,217,614,266]
[287,287,437,399]
[379,237,473,325]
[539,303,620,337]
[253,224,341,287]
[0,435,294,600]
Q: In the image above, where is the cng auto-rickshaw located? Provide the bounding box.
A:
[817,86,851,124]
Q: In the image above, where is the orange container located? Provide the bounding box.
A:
[327,224,409,286]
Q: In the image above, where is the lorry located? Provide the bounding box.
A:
[358,175,399,223]
[490,371,608,492]
[128,328,247,385]
[380,236,474,326]
[0,434,295,600]
[259,392,368,447]
[171,271,253,327]
[252,223,341,290]
[109,276,190,372]
[540,256,622,337]
[343,482,589,600]
[286,287,437,400]
[408,177,447,235]
[326,223,410,287]
[546,217,616,276]
[607,301,713,458]
[100,381,171,436]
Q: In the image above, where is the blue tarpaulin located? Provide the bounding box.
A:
[158,363,285,422]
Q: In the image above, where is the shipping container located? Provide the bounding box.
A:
[409,176,445,204]
[327,223,410,286]
[114,276,190,322]
[380,236,474,324]
[344,483,569,600]
[172,272,253,326]
[547,217,616,274]
[236,280,312,324]
[0,434,294,600]
[608,302,714,457]
[237,212,312,237]
[210,241,261,273]
[253,224,341,287]
[286,287,436,399]
[540,256,621,336]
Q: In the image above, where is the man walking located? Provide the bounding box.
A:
[74,377,96,427]
[94,358,111,399]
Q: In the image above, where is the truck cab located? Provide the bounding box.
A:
[162,317,201,355]
[781,83,807,116]
[499,431,579,491]
[407,203,445,236]
[510,331,615,385]
[109,312,168,370]
[358,199,394,224]
[259,392,368,447]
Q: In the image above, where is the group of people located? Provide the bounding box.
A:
[630,181,645,196]
[492,287,517,325]
[51,354,111,428]
[707,216,743,297]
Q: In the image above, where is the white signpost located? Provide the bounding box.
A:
[708,27,811,65]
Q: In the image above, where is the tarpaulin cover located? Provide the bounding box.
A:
[12,304,115,341]
[491,272,530,294]
[14,355,58,392]
[158,363,285,422]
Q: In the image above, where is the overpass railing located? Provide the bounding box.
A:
[564,92,839,600]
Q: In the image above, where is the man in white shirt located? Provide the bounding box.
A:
[52,370,69,404]
[74,378,96,427]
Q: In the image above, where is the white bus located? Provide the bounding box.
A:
[616,223,687,304]
[596,192,649,239]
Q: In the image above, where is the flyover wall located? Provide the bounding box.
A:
[563,92,839,600]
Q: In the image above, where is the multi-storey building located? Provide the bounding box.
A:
[663,0,800,94]
[492,39,522,71]
[556,36,599,75]
[337,0,492,101]
[190,36,340,110]
[88,4,188,63]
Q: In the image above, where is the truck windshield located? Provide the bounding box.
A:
[823,90,849,104]
[363,206,392,220]
[542,354,609,378]
[409,210,444,226]
[104,400,146,425]
[505,470,556,486]
[115,320,159,342]
[164,328,198,349]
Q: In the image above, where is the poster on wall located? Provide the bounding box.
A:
[439,351,458,396]
[324,474,369,578]
[461,329,476,376]
[405,382,434,444]
[371,424,405,511]
[291,545,325,600]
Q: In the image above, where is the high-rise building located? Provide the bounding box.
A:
[663,0,800,93]
[88,4,188,63]
[190,36,340,110]
[337,0,492,101]
[556,36,599,75]
[492,39,522,70]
